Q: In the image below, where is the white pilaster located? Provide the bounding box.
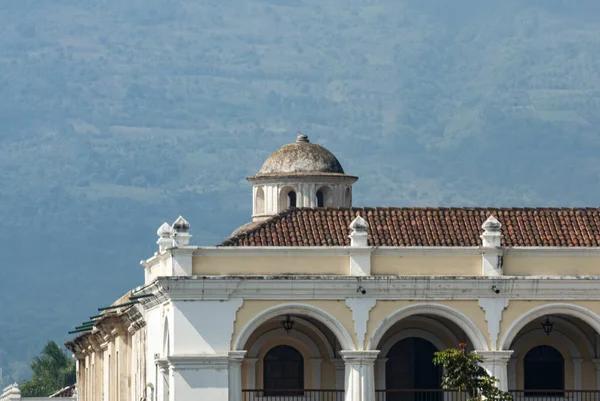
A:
[170,249,193,276]
[593,359,600,391]
[229,351,246,401]
[508,357,517,390]
[341,350,379,401]
[376,358,387,390]
[346,299,377,350]
[245,358,259,390]
[349,249,372,276]
[348,216,371,276]
[480,216,504,276]
[333,358,345,390]
[572,357,583,390]
[477,351,513,391]
[478,298,509,350]
[311,358,323,389]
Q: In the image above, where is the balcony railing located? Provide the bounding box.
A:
[510,390,600,401]
[242,389,600,401]
[375,389,466,401]
[374,390,600,401]
[242,389,345,401]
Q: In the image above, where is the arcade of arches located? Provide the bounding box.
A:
[237,305,600,396]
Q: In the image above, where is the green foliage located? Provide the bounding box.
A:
[19,341,75,397]
[433,343,512,401]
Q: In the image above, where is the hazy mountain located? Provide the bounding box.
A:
[1,0,600,381]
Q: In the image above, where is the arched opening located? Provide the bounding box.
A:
[236,305,354,398]
[371,310,476,401]
[386,337,442,400]
[316,186,332,207]
[501,305,599,392]
[255,187,265,216]
[264,345,304,396]
[287,191,297,208]
[524,345,564,395]
[279,187,297,211]
[316,190,324,207]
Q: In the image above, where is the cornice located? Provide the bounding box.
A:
[504,247,600,257]
[144,245,600,259]
[247,173,358,184]
[134,276,600,303]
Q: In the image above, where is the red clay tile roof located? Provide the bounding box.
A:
[220,207,600,247]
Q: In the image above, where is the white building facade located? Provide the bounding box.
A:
[67,136,600,401]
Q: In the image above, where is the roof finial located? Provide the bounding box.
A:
[296,132,309,143]
[349,215,369,247]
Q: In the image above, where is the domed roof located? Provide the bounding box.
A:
[258,135,345,175]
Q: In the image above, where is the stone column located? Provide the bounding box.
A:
[229,351,246,401]
[477,351,513,391]
[340,350,379,401]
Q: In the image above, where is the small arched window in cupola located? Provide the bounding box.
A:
[316,186,332,207]
[287,191,297,208]
[279,186,297,212]
[316,190,325,207]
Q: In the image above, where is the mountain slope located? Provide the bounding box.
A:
[1,0,600,382]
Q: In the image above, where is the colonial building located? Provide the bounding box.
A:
[66,135,600,401]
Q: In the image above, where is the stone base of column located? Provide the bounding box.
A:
[341,350,379,401]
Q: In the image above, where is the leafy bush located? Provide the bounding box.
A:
[433,343,512,401]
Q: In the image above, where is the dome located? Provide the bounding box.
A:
[257,135,345,175]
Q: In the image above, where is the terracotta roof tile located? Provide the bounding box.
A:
[220,207,600,247]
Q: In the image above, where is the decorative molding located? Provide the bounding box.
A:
[233,303,355,351]
[367,303,488,352]
[346,298,377,349]
[135,276,600,306]
[478,298,509,350]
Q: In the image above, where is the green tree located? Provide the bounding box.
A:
[20,341,75,397]
[433,343,512,401]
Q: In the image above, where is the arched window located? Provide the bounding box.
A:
[316,190,324,207]
[345,187,352,206]
[316,186,332,207]
[287,191,297,208]
[386,337,441,400]
[524,345,564,396]
[279,187,297,212]
[264,345,304,396]
[255,187,265,215]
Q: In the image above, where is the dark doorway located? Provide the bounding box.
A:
[524,345,564,396]
[264,345,304,396]
[386,337,442,401]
